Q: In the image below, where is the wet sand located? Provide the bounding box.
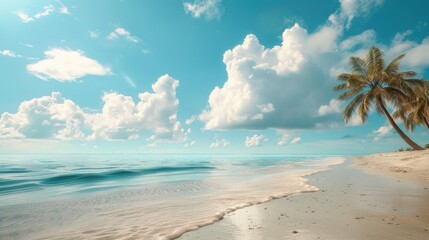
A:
[180,152,429,240]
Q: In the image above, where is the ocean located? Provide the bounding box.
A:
[0,154,345,239]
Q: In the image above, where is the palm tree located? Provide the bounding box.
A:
[334,46,424,150]
[393,82,429,131]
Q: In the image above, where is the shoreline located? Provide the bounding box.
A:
[180,151,429,239]
[166,157,345,240]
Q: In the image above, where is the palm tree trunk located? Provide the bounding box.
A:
[377,97,424,150]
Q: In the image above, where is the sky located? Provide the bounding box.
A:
[0,0,428,155]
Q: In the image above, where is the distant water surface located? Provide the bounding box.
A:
[0,154,344,239]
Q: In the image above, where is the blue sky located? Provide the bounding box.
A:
[0,0,428,154]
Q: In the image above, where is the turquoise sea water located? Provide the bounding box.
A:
[0,154,344,239]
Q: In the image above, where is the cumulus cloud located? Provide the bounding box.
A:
[245,134,267,147]
[209,138,229,148]
[199,0,429,132]
[88,75,188,142]
[0,75,188,143]
[0,92,86,140]
[373,125,392,142]
[27,48,111,82]
[107,27,140,43]
[199,23,341,130]
[184,0,222,20]
[318,99,343,116]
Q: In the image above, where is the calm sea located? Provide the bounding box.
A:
[0,154,344,239]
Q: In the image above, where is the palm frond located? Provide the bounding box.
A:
[367,47,385,79]
[343,93,365,123]
[349,57,367,75]
[384,54,405,74]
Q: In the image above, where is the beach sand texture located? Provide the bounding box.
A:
[180,151,429,240]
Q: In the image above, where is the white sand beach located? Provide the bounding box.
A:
[180,151,429,240]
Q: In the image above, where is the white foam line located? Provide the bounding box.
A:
[165,156,347,239]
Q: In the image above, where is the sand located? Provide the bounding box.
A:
[180,151,429,240]
[354,150,429,184]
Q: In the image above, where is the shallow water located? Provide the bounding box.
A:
[0,154,344,239]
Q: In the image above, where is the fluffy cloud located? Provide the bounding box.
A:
[373,125,392,142]
[107,27,140,43]
[199,0,429,132]
[199,23,341,130]
[0,92,86,140]
[27,48,111,82]
[318,99,343,116]
[184,0,222,20]
[87,75,187,142]
[245,134,267,147]
[209,138,229,148]
[399,38,429,68]
[0,75,188,143]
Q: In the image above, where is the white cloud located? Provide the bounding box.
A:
[339,30,376,50]
[277,131,290,146]
[107,27,140,43]
[184,0,222,20]
[87,75,188,142]
[0,75,189,143]
[245,134,267,147]
[318,99,343,116]
[0,50,20,58]
[373,125,392,142]
[14,11,33,23]
[346,114,363,126]
[185,115,198,125]
[290,137,302,144]
[27,48,111,82]
[401,38,429,68]
[15,4,65,23]
[34,5,54,19]
[59,6,70,15]
[199,23,341,130]
[276,130,301,145]
[209,138,229,148]
[199,0,426,132]
[0,92,86,140]
[332,0,384,29]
